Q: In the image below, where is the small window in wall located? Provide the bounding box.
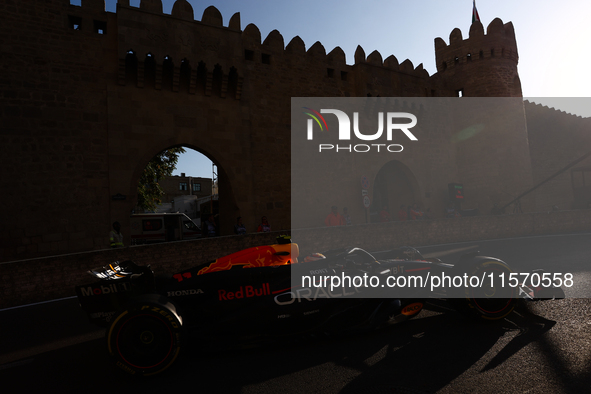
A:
[454,56,459,64]
[245,50,254,61]
[261,53,271,65]
[192,183,201,192]
[68,15,82,30]
[179,182,188,191]
[341,71,348,81]
[326,68,334,78]
[456,89,464,97]
[144,53,156,88]
[94,20,106,34]
[212,64,223,95]
[179,59,191,92]
[125,50,137,84]
[196,61,207,93]
[228,66,238,97]
[162,56,174,90]
[467,53,472,61]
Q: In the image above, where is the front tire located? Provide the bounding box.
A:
[107,295,183,376]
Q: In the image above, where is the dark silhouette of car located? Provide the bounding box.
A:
[75,236,563,376]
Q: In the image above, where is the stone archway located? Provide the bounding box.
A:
[371,160,421,222]
[126,143,241,237]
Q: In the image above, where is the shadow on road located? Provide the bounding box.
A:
[1,299,589,394]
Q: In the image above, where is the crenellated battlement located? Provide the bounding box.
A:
[67,0,433,98]
[435,18,518,73]
[524,100,588,119]
[60,2,526,101]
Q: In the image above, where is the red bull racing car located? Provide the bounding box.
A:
[75,236,563,376]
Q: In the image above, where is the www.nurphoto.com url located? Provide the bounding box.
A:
[301,272,574,292]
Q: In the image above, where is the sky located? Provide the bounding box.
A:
[89,0,591,177]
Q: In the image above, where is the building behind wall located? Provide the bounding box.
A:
[152,173,213,218]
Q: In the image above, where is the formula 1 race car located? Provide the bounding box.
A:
[75,236,564,376]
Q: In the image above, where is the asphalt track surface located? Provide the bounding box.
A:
[1,234,590,393]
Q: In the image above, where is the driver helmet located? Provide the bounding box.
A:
[304,253,326,262]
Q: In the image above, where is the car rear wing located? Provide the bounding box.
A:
[75,261,155,327]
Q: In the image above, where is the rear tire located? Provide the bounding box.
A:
[107,295,183,376]
[449,259,517,321]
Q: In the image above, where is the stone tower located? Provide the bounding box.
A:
[434,18,533,213]
[435,18,522,97]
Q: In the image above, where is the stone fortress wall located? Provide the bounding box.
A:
[1,0,589,263]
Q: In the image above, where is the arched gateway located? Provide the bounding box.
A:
[128,143,240,236]
[371,160,421,221]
